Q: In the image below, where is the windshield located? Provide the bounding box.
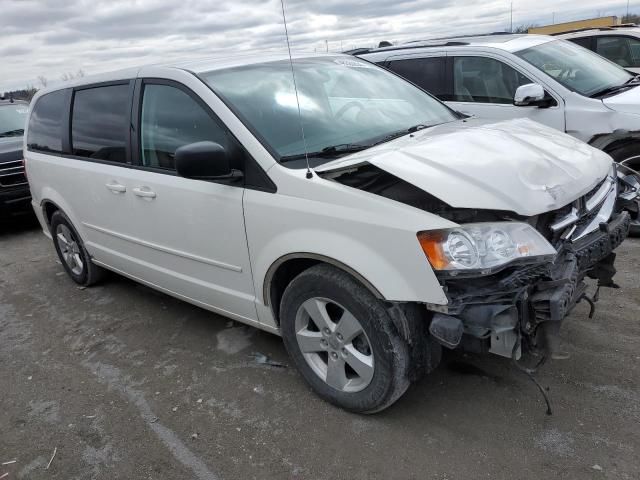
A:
[0,103,29,137]
[515,40,633,97]
[202,56,458,165]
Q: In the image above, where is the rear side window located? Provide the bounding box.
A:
[386,57,449,99]
[71,84,130,162]
[140,83,233,170]
[596,36,640,68]
[27,90,69,153]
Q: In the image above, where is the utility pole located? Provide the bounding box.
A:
[325,40,328,53]
[510,2,513,33]
[627,0,630,21]
[552,12,555,24]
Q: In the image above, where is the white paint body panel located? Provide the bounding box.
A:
[362,36,640,145]
[25,58,611,333]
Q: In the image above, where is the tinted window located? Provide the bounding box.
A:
[596,36,640,68]
[452,57,532,104]
[71,84,129,162]
[140,84,233,170]
[386,57,448,98]
[27,90,68,153]
[568,37,592,49]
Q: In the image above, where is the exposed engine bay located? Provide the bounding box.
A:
[321,162,636,364]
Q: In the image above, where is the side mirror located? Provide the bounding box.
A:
[514,83,546,107]
[175,141,243,182]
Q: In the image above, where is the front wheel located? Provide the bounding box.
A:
[279,264,411,413]
[609,145,640,237]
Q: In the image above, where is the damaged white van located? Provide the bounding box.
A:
[25,54,633,413]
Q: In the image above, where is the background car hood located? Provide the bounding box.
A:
[0,136,23,163]
[602,85,640,115]
[316,118,612,216]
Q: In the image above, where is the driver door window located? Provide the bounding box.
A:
[140,83,233,170]
[452,56,532,104]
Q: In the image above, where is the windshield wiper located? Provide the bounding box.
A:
[370,124,432,146]
[280,143,370,162]
[279,124,435,162]
[590,80,640,98]
[0,128,24,138]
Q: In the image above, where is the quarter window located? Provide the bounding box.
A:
[140,84,233,170]
[568,37,592,49]
[71,84,130,162]
[452,57,532,104]
[385,57,449,99]
[27,90,69,153]
[596,36,640,68]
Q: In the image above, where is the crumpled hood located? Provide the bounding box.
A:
[316,118,612,216]
[602,84,640,115]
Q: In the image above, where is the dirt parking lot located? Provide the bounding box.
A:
[1,215,639,480]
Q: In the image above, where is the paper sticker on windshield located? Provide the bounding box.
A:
[16,108,28,114]
[333,58,374,68]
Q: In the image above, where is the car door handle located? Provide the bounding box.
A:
[132,187,157,199]
[105,182,126,194]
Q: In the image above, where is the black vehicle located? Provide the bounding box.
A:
[0,98,31,219]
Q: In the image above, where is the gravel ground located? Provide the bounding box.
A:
[1,215,639,480]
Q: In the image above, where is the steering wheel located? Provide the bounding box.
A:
[335,101,365,120]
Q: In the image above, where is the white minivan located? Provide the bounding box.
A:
[25,54,633,413]
[359,35,640,233]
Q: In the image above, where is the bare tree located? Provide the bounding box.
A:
[513,23,538,34]
[25,85,38,101]
[61,69,86,82]
[37,75,48,88]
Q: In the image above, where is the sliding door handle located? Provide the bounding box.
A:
[132,186,156,199]
[105,182,126,194]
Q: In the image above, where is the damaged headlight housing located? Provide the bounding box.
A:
[417,222,557,275]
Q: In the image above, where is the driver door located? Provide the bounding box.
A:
[446,55,565,131]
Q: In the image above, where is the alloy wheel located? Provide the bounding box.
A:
[56,224,84,276]
[294,297,374,393]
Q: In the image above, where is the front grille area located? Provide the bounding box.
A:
[538,169,617,245]
[0,160,27,188]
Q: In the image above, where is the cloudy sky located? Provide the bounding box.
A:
[0,0,635,92]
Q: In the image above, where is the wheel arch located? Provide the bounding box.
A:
[588,131,640,155]
[263,253,385,326]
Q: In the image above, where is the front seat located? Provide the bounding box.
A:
[479,59,511,104]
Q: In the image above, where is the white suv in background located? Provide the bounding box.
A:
[25,54,631,413]
[556,26,640,74]
[359,34,640,233]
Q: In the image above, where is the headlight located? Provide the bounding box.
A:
[417,222,556,275]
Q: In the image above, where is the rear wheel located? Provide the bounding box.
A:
[280,264,411,413]
[50,211,106,286]
[608,145,640,237]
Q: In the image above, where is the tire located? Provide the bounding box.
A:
[279,264,411,414]
[608,144,640,237]
[50,211,106,286]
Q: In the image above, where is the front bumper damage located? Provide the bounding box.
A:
[427,170,632,361]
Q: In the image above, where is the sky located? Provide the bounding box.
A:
[0,0,636,92]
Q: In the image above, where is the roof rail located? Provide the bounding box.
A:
[550,24,638,36]
[343,47,372,55]
[347,40,470,55]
